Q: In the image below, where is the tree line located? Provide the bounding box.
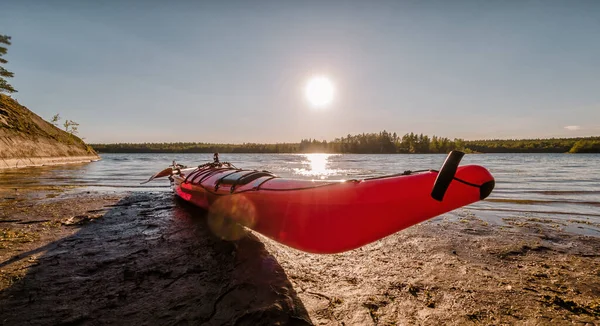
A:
[90,132,600,154]
[465,137,600,153]
[298,131,463,153]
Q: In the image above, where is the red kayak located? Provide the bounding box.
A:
[146,151,494,254]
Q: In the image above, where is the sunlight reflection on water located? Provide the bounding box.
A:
[294,153,339,179]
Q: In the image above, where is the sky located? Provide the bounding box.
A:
[1,0,599,143]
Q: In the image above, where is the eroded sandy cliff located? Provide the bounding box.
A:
[0,94,99,169]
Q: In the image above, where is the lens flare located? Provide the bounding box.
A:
[207,195,257,241]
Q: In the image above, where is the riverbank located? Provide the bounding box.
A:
[0,189,599,325]
[0,155,100,169]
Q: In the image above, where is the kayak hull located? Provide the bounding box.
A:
[167,161,494,254]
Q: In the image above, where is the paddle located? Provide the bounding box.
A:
[431,151,465,201]
[140,167,173,184]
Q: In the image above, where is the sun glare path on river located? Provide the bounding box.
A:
[294,153,339,179]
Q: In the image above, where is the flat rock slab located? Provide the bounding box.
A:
[1,191,599,325]
[0,193,310,325]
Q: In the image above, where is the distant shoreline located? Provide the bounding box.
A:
[91,150,599,154]
[89,133,600,154]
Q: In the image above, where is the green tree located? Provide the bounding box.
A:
[0,34,17,94]
[63,119,80,135]
[569,140,600,153]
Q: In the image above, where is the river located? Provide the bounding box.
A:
[1,153,599,235]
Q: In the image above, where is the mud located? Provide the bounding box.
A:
[0,190,599,325]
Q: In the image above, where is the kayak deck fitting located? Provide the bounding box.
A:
[145,151,495,254]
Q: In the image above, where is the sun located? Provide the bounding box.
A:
[305,76,334,108]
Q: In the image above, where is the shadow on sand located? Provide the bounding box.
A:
[0,192,311,325]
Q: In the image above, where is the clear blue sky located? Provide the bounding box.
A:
[2,0,599,143]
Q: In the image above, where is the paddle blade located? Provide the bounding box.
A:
[140,167,173,184]
[431,151,465,201]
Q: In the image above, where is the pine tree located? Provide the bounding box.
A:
[0,34,17,94]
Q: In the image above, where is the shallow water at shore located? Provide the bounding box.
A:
[1,153,599,235]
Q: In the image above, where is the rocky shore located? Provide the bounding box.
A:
[0,188,598,325]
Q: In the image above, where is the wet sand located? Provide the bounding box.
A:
[0,189,599,325]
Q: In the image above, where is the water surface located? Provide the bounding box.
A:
[1,153,599,235]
